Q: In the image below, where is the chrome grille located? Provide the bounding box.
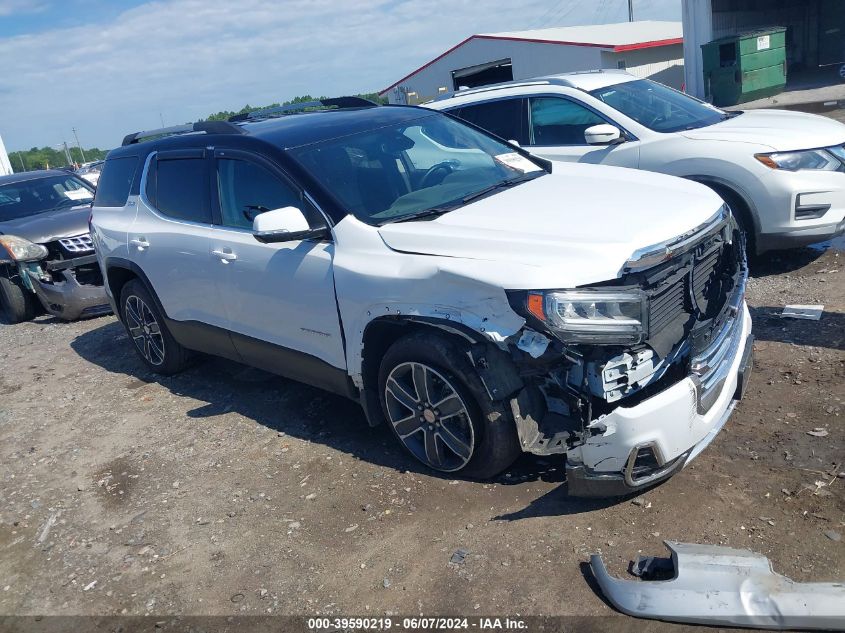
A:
[58,234,94,254]
[692,307,744,414]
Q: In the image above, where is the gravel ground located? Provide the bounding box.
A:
[1,155,844,631]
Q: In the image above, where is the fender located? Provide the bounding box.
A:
[683,174,761,234]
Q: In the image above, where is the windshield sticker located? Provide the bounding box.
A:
[494,153,542,173]
[63,189,91,200]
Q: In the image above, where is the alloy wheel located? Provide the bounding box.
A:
[125,295,165,366]
[384,362,475,472]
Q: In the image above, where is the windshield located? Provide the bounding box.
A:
[289,113,546,225]
[0,175,94,222]
[589,79,732,133]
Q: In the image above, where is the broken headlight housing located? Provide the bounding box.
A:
[525,288,647,345]
[0,235,49,263]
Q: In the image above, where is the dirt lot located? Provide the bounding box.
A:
[1,195,844,629]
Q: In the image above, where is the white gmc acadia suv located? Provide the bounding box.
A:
[91,99,753,497]
[425,70,845,255]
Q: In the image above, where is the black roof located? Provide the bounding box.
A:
[0,169,76,185]
[107,105,438,159]
[240,105,435,149]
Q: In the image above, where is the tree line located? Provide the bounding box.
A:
[9,92,387,173]
[9,146,109,172]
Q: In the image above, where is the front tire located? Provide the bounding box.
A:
[0,271,38,324]
[120,279,190,375]
[378,332,521,479]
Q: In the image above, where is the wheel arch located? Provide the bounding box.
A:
[359,316,492,427]
[104,257,168,321]
[684,175,760,234]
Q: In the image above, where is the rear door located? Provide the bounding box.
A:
[207,149,346,376]
[130,149,228,331]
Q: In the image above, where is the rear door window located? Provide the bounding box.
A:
[146,152,211,223]
[92,156,138,207]
[451,98,527,145]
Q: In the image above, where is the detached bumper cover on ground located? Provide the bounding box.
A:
[590,541,845,630]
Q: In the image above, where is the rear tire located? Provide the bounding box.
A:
[0,271,38,324]
[378,332,521,479]
[120,279,190,375]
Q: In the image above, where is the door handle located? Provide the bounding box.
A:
[212,249,237,262]
[130,237,149,250]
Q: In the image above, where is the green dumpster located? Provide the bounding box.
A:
[702,27,787,107]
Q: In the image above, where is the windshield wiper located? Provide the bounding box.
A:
[461,172,541,205]
[391,207,454,223]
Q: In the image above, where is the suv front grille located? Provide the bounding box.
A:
[58,234,94,254]
[645,220,743,353]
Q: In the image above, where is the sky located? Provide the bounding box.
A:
[0,0,681,152]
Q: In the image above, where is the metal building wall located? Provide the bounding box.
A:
[601,44,686,88]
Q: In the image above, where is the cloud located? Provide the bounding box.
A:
[0,0,47,16]
[0,0,680,150]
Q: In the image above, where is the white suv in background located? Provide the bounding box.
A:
[91,100,752,496]
[425,70,845,254]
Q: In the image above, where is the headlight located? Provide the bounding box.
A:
[525,289,647,345]
[0,235,49,262]
[755,148,843,172]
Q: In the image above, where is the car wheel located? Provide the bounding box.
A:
[0,270,38,324]
[120,279,190,375]
[378,332,521,479]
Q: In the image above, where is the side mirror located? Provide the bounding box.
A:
[253,206,328,243]
[584,124,623,146]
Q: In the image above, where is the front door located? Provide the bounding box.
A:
[208,150,346,381]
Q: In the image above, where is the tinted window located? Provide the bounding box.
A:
[453,99,526,144]
[93,157,138,207]
[529,97,607,145]
[150,157,211,223]
[216,158,302,230]
[0,175,94,222]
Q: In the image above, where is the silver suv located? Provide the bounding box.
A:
[91,99,752,496]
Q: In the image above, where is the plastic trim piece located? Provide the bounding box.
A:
[590,541,845,630]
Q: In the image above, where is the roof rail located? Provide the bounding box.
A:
[229,96,378,122]
[121,120,245,147]
[431,69,634,102]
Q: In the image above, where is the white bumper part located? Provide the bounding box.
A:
[576,304,752,480]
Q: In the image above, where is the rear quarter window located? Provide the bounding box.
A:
[93,156,139,207]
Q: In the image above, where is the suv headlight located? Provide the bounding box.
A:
[755,148,844,172]
[0,235,49,263]
[524,288,647,345]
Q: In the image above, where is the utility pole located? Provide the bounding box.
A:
[15,152,25,172]
[628,0,634,21]
[58,141,73,166]
[159,112,165,127]
[72,127,86,163]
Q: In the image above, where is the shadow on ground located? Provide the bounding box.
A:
[70,320,615,516]
[749,306,845,351]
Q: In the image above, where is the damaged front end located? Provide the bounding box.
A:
[502,207,753,496]
[8,234,110,320]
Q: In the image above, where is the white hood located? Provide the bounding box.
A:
[377,163,723,288]
[681,109,845,151]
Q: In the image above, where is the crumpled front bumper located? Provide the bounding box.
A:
[590,541,845,630]
[25,256,111,320]
[566,303,753,497]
